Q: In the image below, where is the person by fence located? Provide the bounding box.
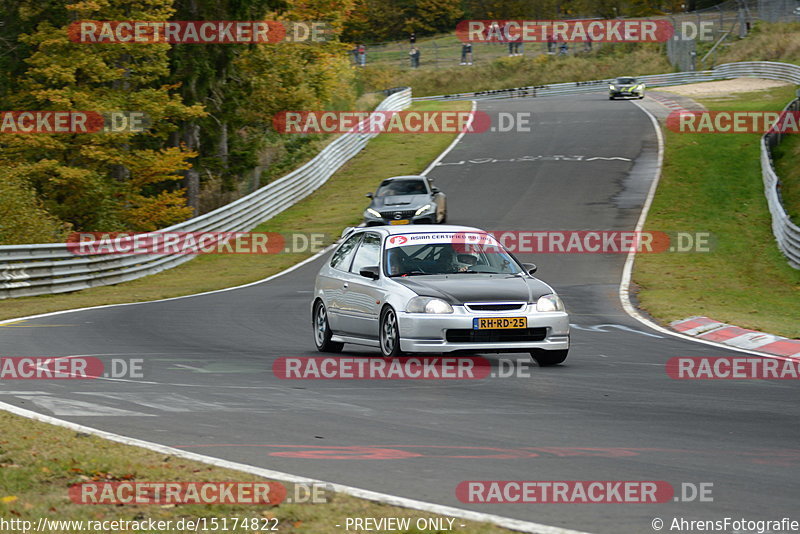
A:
[409,46,420,68]
[357,43,366,66]
[461,42,473,65]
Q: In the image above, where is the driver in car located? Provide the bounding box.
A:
[455,251,479,272]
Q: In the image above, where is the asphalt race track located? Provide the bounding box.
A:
[2,95,799,533]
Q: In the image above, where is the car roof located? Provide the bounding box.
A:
[358,224,486,236]
[380,175,427,182]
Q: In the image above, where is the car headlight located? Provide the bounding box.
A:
[536,294,565,312]
[365,208,381,218]
[414,204,433,216]
[609,85,616,90]
[406,296,453,314]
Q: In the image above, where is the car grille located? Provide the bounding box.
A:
[465,302,526,312]
[446,327,548,343]
[380,209,416,219]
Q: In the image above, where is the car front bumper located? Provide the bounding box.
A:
[396,307,570,353]
[364,213,437,226]
[610,90,643,97]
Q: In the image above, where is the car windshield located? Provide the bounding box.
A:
[616,77,637,84]
[385,233,523,276]
[375,179,427,197]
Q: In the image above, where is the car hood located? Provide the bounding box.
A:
[391,274,553,305]
[371,194,429,210]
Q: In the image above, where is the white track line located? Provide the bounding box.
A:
[0,101,589,534]
[421,100,477,176]
[0,401,587,534]
[624,100,795,360]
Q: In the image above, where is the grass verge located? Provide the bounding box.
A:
[0,100,470,322]
[0,411,508,534]
[634,86,800,338]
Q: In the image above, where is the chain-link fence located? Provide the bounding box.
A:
[666,0,799,70]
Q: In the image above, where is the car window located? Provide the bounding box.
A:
[350,233,382,275]
[616,77,637,84]
[375,179,428,197]
[385,241,522,276]
[330,233,362,271]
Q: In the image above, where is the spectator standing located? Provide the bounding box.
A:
[559,41,568,55]
[357,43,366,66]
[409,46,420,68]
[547,34,556,53]
[461,42,473,65]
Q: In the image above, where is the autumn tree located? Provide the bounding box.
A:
[0,0,205,234]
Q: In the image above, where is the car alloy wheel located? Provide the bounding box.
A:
[313,301,343,353]
[379,307,402,357]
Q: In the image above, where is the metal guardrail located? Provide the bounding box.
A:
[763,96,800,269]
[3,60,800,299]
[0,88,412,299]
[413,70,719,102]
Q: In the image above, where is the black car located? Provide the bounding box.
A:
[363,175,447,226]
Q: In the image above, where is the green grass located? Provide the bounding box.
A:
[359,32,550,70]
[0,100,470,323]
[357,43,673,97]
[634,86,800,338]
[0,411,508,534]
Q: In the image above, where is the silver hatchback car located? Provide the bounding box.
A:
[311,225,570,366]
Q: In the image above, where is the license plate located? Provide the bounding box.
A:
[389,219,410,225]
[473,317,527,330]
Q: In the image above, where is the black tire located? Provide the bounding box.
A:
[530,349,568,367]
[639,95,645,99]
[312,300,343,353]
[609,96,614,100]
[379,307,403,358]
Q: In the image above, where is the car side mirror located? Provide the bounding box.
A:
[431,187,440,193]
[522,263,537,274]
[366,192,374,198]
[359,265,380,280]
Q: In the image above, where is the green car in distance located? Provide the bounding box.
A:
[609,77,645,100]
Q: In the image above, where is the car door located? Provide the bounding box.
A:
[341,232,385,338]
[321,233,362,331]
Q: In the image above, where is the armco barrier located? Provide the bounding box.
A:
[0,88,412,299]
[763,97,800,269]
[3,61,800,299]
